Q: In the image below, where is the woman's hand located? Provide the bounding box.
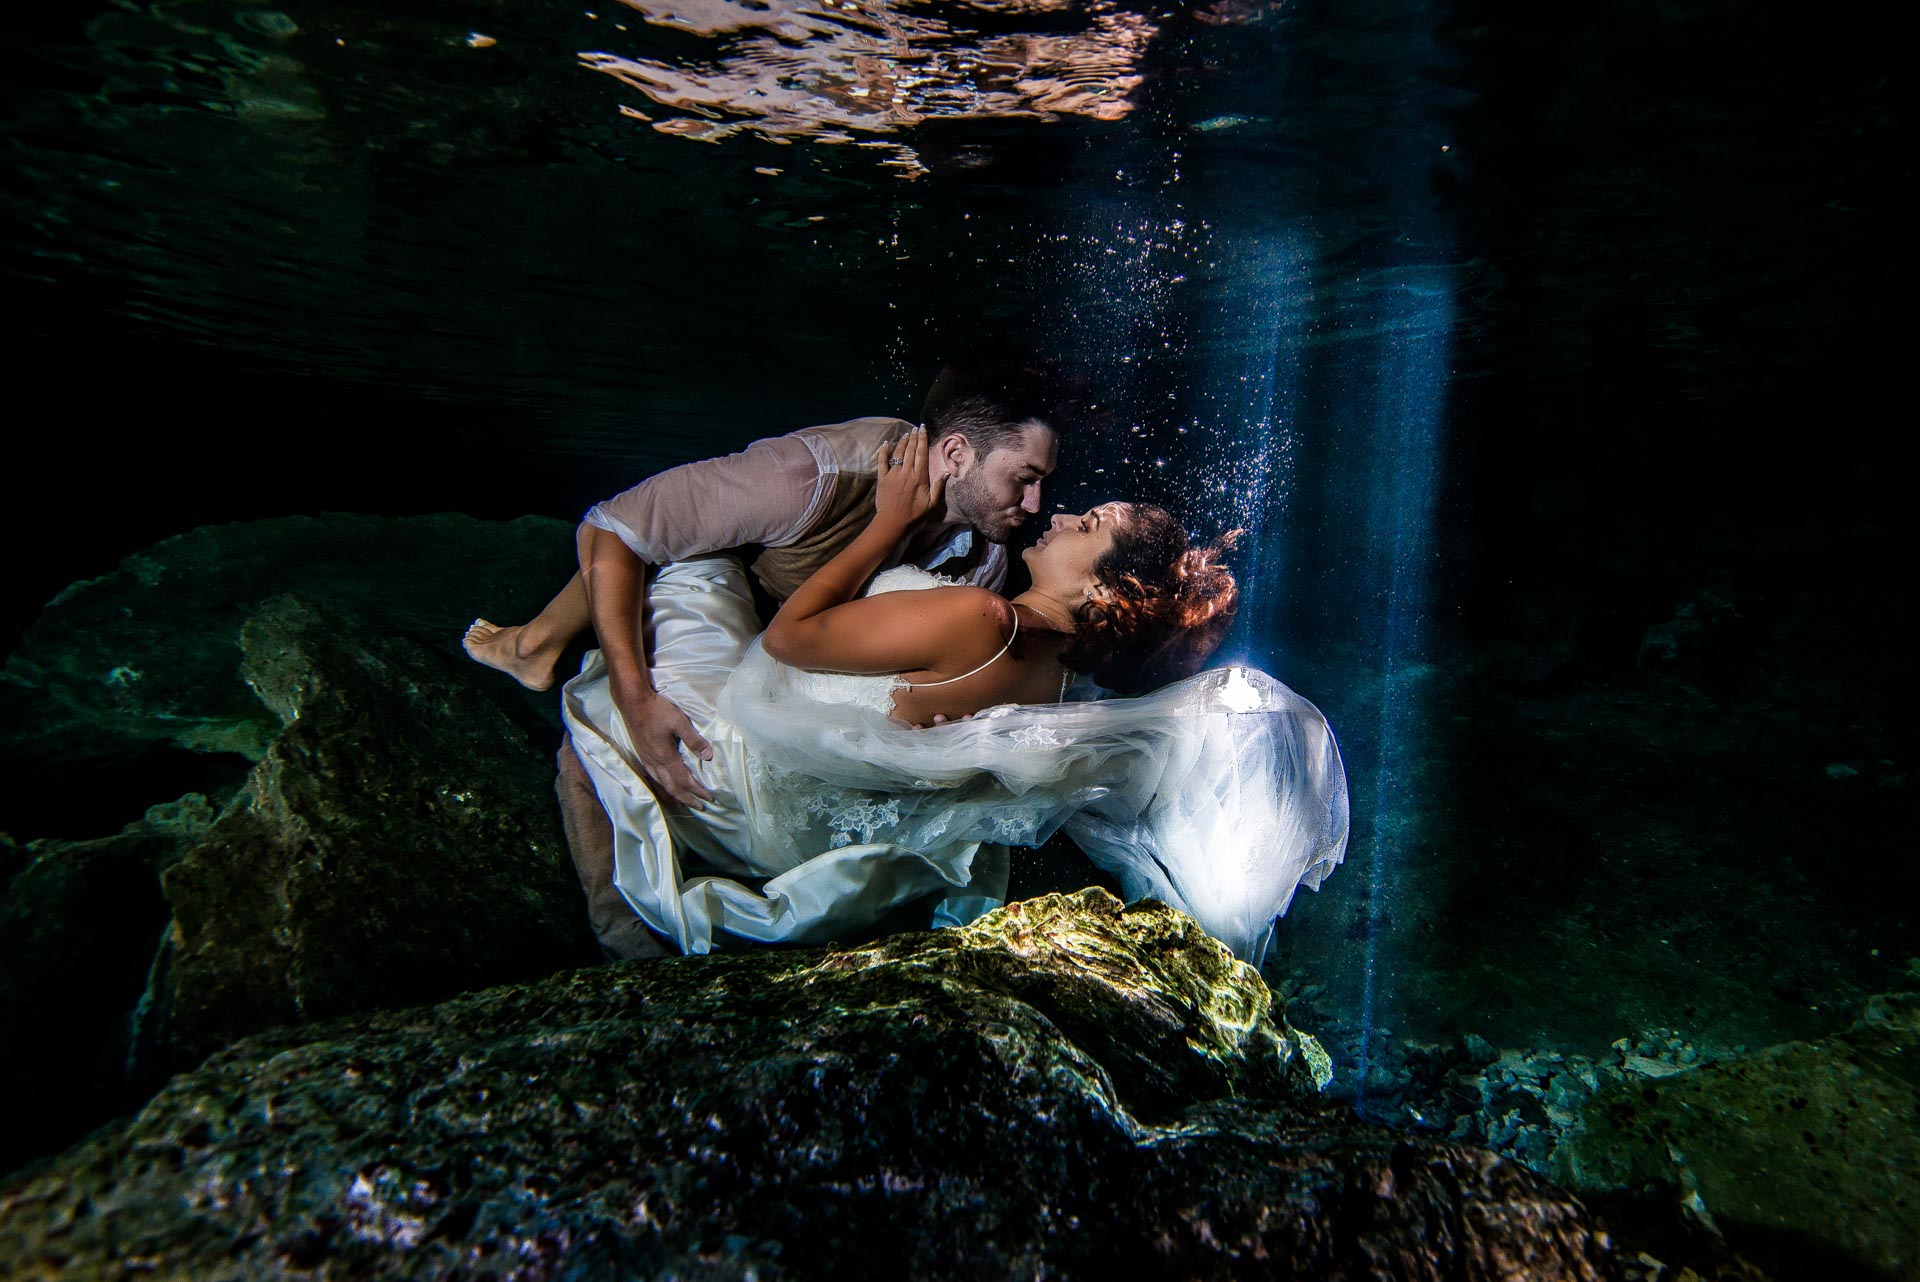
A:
[767,424,958,677]
[908,712,971,729]
[873,426,945,533]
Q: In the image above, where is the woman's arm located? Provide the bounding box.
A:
[765,427,1007,675]
[765,583,1007,674]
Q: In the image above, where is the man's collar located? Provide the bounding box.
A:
[922,525,975,570]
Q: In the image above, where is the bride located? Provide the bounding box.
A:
[562,426,1349,966]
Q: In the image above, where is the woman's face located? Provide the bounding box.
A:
[1023,502,1124,592]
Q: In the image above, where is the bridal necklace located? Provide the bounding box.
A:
[1012,597,1076,702]
[1014,596,1076,632]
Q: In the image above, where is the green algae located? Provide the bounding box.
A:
[1563,991,1920,1279]
[0,890,1616,1280]
[0,512,577,779]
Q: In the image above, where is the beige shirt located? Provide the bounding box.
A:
[584,417,1008,597]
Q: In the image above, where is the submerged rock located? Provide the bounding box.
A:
[0,516,594,1171]
[1563,992,1920,1281]
[156,596,596,1066]
[0,890,1617,1281]
[0,795,219,1169]
[0,512,576,783]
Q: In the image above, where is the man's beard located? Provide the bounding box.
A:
[947,470,1026,544]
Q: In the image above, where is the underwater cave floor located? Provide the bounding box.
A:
[1253,670,1917,1064]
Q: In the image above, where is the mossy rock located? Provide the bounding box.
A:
[156,595,597,1067]
[0,889,1616,1280]
[0,512,575,777]
[1563,992,1920,1279]
[0,515,596,1172]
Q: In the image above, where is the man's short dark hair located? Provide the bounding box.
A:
[921,356,1078,457]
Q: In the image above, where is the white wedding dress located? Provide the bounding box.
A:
[561,556,1349,966]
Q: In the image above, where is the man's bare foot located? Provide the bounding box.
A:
[462,618,559,691]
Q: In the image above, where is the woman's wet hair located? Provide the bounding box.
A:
[1061,505,1240,695]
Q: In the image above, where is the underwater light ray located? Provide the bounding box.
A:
[1205,232,1314,672]
[1352,273,1454,1109]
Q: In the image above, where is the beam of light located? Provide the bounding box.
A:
[1351,271,1454,1111]
[1207,232,1314,672]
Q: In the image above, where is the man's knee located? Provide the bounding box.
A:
[557,735,590,792]
[556,736,611,857]
[554,735,667,961]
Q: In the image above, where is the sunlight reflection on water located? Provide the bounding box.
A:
[579,0,1198,174]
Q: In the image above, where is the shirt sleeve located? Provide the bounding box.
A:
[583,433,824,564]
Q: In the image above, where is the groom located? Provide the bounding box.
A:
[538,361,1070,957]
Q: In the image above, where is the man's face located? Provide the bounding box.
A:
[946,422,1059,544]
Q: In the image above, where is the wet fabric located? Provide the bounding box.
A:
[563,558,1349,963]
[582,417,1007,599]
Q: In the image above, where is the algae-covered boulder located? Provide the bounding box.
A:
[0,890,1616,1281]
[1563,992,1920,1279]
[156,595,597,1065]
[0,516,595,1172]
[0,512,577,777]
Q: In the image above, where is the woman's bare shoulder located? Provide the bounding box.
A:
[912,585,1014,628]
[867,585,1013,655]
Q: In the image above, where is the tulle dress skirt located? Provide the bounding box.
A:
[562,556,1349,965]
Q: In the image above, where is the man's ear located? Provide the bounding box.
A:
[933,431,972,478]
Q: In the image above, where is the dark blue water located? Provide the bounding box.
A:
[3,0,1914,1262]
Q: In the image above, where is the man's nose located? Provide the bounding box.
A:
[1022,486,1043,514]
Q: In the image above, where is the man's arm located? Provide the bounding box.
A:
[581,434,822,809]
[577,524,714,809]
[586,434,824,563]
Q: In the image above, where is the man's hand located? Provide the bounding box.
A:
[613,686,716,809]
